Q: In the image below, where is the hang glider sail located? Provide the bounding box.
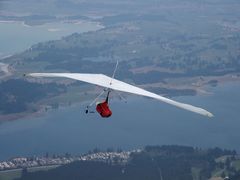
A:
[27,72,213,118]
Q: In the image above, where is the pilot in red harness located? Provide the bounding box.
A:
[85,91,112,118]
[96,91,112,118]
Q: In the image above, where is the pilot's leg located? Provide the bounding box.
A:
[85,106,89,114]
[106,91,110,103]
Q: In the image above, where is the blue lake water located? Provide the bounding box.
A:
[0,82,239,160]
[0,21,103,57]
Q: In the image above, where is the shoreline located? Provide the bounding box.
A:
[0,19,104,59]
[0,62,12,79]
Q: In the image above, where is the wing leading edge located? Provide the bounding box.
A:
[27,73,213,117]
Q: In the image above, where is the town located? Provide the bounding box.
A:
[0,150,141,171]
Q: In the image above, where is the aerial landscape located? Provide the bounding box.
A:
[0,0,240,179]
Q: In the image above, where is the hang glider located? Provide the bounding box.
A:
[26,72,213,118]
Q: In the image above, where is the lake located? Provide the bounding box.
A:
[0,20,103,58]
[0,82,239,160]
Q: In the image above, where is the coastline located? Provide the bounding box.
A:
[0,62,12,79]
[0,19,104,59]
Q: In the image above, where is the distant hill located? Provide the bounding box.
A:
[15,145,240,180]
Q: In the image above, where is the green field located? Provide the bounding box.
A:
[0,169,22,180]
[0,165,59,180]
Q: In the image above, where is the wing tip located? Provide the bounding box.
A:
[206,112,214,118]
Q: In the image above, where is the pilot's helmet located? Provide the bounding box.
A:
[96,102,101,105]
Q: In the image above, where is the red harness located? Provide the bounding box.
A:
[96,101,112,118]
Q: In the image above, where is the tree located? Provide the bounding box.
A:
[221,171,226,178]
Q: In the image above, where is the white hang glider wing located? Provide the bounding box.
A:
[27,73,213,117]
